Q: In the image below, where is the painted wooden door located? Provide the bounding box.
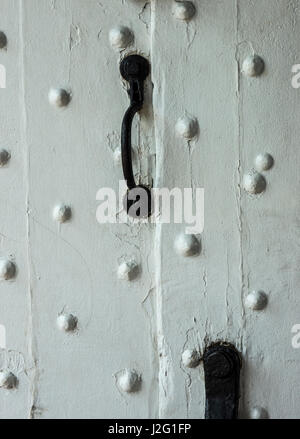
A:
[0,0,299,419]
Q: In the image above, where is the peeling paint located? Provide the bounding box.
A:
[69,23,81,51]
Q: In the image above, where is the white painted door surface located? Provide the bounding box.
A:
[0,0,300,419]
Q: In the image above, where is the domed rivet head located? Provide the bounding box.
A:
[117,260,139,281]
[174,233,201,257]
[175,115,199,140]
[255,153,274,172]
[243,171,266,194]
[245,290,268,311]
[0,260,16,280]
[173,1,196,21]
[109,26,134,50]
[118,369,141,393]
[57,313,77,332]
[48,88,71,107]
[0,149,11,167]
[0,32,7,49]
[0,371,17,389]
[53,204,72,223]
[250,406,269,419]
[242,55,265,77]
[205,351,233,378]
[182,349,201,368]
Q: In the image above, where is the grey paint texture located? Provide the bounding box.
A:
[0,0,299,419]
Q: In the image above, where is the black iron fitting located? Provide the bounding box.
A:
[127,79,144,109]
[119,55,152,218]
[203,343,242,419]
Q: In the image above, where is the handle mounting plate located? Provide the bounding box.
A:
[120,55,150,82]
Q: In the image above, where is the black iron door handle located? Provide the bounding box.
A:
[120,55,152,218]
[203,343,242,419]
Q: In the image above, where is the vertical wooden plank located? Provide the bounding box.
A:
[152,0,242,418]
[238,0,300,419]
[0,0,31,419]
[22,0,156,418]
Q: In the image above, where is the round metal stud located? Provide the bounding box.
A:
[175,115,199,140]
[109,26,134,50]
[205,350,233,379]
[250,406,269,419]
[0,149,10,167]
[0,32,7,49]
[245,290,268,311]
[117,260,139,281]
[48,88,71,107]
[254,153,274,172]
[53,204,72,223]
[242,55,265,77]
[174,233,201,257]
[0,371,17,389]
[0,260,16,280]
[173,1,196,21]
[57,313,77,332]
[118,369,141,393]
[182,349,201,368]
[243,171,266,194]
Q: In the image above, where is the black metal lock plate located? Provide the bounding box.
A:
[119,55,152,218]
[203,343,242,419]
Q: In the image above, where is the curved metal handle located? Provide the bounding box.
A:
[120,55,151,217]
[121,96,142,190]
